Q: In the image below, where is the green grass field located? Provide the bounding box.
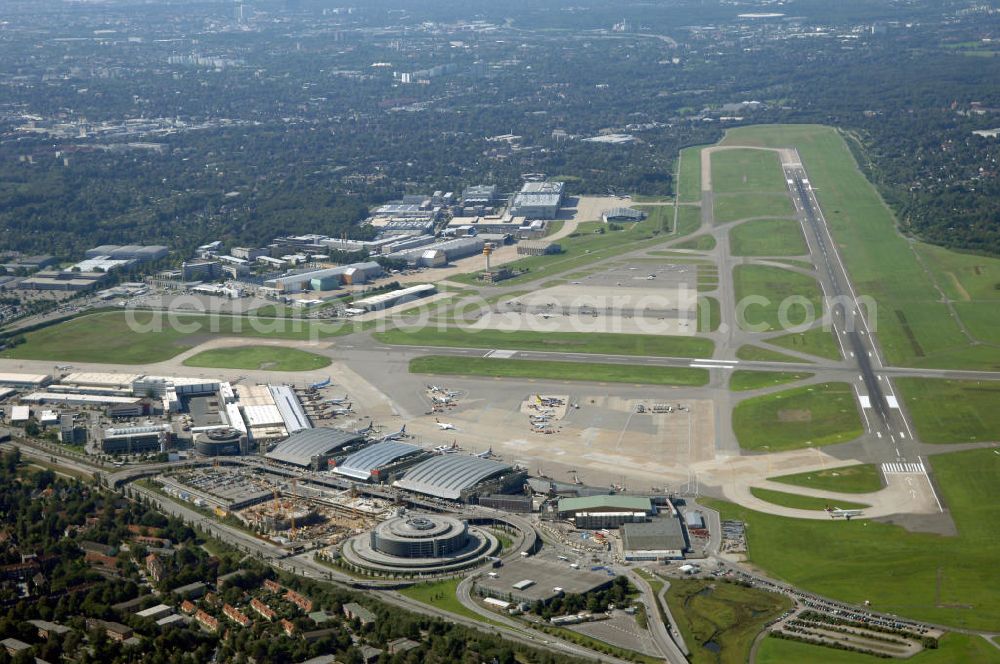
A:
[714,193,795,224]
[769,464,883,494]
[711,148,789,194]
[636,204,673,233]
[704,447,1000,631]
[410,356,709,386]
[735,344,812,364]
[375,327,714,358]
[732,382,863,451]
[730,218,808,256]
[677,145,705,203]
[719,124,1000,370]
[183,346,330,372]
[733,265,824,331]
[398,578,483,622]
[896,378,1000,443]
[767,326,843,361]
[749,487,869,511]
[674,234,716,251]
[0,311,355,364]
[665,578,792,664]
[698,296,721,333]
[729,370,814,392]
[757,633,1000,664]
[675,205,703,236]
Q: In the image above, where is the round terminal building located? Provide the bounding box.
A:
[340,512,500,576]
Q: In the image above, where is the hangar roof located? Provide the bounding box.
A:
[334,441,424,481]
[393,454,513,500]
[265,427,364,467]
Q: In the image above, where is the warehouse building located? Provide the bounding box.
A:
[352,284,436,312]
[385,237,485,268]
[601,207,646,223]
[265,427,366,469]
[333,440,430,482]
[0,372,52,389]
[85,245,169,261]
[393,454,525,502]
[509,182,565,219]
[516,241,561,256]
[557,495,654,529]
[264,262,383,294]
[620,518,686,561]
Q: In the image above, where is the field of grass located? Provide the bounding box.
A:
[674,234,716,251]
[729,370,814,392]
[732,382,863,451]
[677,145,705,203]
[735,344,811,363]
[704,447,1000,631]
[410,356,710,386]
[757,633,1000,664]
[733,265,824,331]
[635,204,673,233]
[711,148,789,194]
[675,205,703,236]
[730,218,808,256]
[698,296,721,333]
[665,578,792,664]
[0,311,355,364]
[769,464,883,494]
[767,326,842,361]
[714,193,795,224]
[895,378,1000,443]
[915,242,1000,302]
[750,487,869,511]
[398,578,483,622]
[719,124,1000,370]
[183,346,330,372]
[375,327,714,358]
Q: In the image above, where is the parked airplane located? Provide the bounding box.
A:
[381,425,407,441]
[827,507,864,520]
[323,396,350,404]
[435,419,457,430]
[309,377,332,389]
[475,447,493,459]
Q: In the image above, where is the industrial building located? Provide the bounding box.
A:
[620,519,686,561]
[333,440,429,482]
[602,207,647,223]
[0,372,52,389]
[392,454,524,502]
[18,270,110,292]
[473,557,615,605]
[85,245,169,261]
[352,284,436,312]
[265,428,366,469]
[462,185,499,206]
[385,237,485,268]
[516,241,561,256]
[509,181,565,219]
[556,495,654,529]
[101,425,171,455]
[264,262,383,294]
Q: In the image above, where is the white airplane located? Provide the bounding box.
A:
[55,364,73,371]
[427,385,442,392]
[435,421,457,430]
[323,396,350,405]
[827,507,864,520]
[475,447,493,459]
[381,425,407,441]
[532,422,551,430]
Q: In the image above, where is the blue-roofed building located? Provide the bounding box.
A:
[333,440,430,483]
[393,454,526,502]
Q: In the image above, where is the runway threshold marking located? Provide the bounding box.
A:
[881,462,925,474]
